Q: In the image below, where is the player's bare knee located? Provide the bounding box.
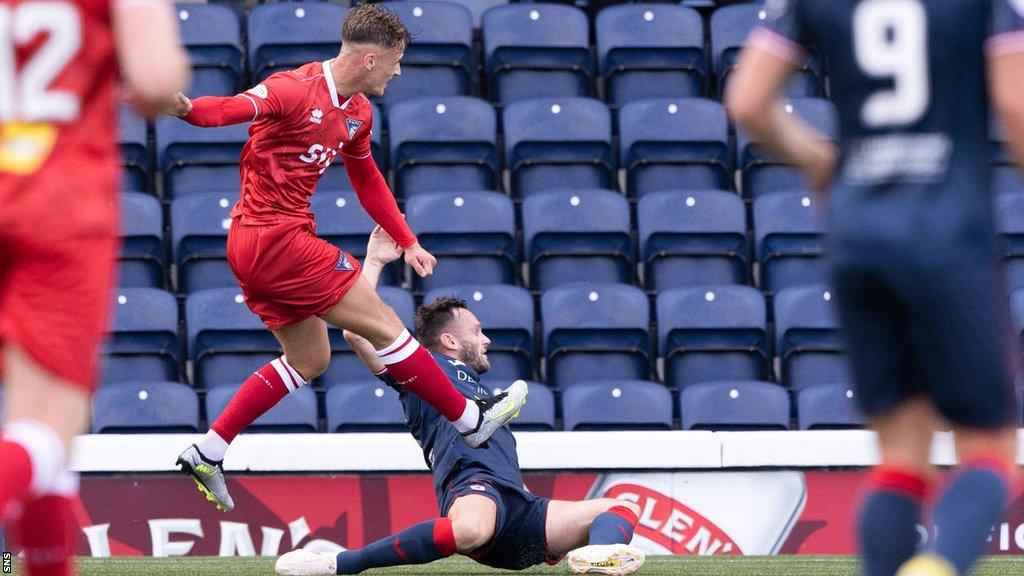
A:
[451,516,494,553]
[286,353,330,381]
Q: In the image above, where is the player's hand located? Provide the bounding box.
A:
[166,92,193,117]
[365,226,403,267]
[404,242,437,277]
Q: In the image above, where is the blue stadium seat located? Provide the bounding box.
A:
[171,192,237,294]
[119,192,166,289]
[92,381,199,433]
[156,117,247,199]
[318,101,386,194]
[563,380,672,431]
[709,4,822,99]
[774,285,851,391]
[523,190,632,290]
[102,289,181,385]
[638,190,748,290]
[247,3,347,81]
[998,191,1024,291]
[325,380,408,432]
[423,284,535,381]
[504,98,614,197]
[1012,288,1024,350]
[309,192,400,286]
[207,383,318,433]
[797,383,864,430]
[186,288,280,388]
[680,380,790,430]
[406,192,517,291]
[389,97,499,196]
[657,286,769,389]
[376,2,475,108]
[753,191,827,294]
[483,4,593,105]
[175,4,243,96]
[119,107,149,192]
[542,283,651,388]
[619,99,731,196]
[738,99,837,197]
[321,287,416,387]
[490,380,554,431]
[596,5,706,105]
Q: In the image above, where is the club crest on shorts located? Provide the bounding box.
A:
[335,252,354,271]
[346,119,363,140]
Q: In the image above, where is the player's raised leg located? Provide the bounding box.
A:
[548,499,644,575]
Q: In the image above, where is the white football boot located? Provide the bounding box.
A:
[275,549,338,576]
[567,543,646,575]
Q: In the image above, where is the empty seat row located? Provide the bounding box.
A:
[89,379,865,434]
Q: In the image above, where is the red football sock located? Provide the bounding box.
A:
[0,440,32,521]
[15,492,78,576]
[210,356,306,444]
[0,420,66,523]
[375,330,470,425]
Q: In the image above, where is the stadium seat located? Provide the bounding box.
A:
[657,286,769,389]
[562,380,672,431]
[247,3,347,81]
[998,191,1024,291]
[774,285,851,391]
[156,117,248,199]
[325,381,408,432]
[753,191,827,295]
[119,107,150,192]
[171,192,237,294]
[175,4,244,96]
[680,380,790,430]
[619,99,732,196]
[101,289,182,385]
[1012,288,1024,351]
[406,192,518,291]
[423,284,535,380]
[541,283,651,388]
[389,97,499,196]
[318,101,386,194]
[490,381,555,431]
[423,0,504,29]
[186,288,280,388]
[482,4,593,105]
[320,287,416,387]
[119,192,166,289]
[709,3,822,99]
[596,5,706,106]
[504,98,614,197]
[638,190,748,290]
[92,381,199,433]
[796,384,864,430]
[375,2,475,108]
[738,99,838,198]
[522,190,633,290]
[309,191,400,286]
[207,383,319,433]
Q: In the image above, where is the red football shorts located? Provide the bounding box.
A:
[0,231,119,393]
[227,218,362,331]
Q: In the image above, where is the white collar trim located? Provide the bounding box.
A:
[321,59,353,110]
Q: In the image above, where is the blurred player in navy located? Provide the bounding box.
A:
[727,1,1024,575]
[274,227,645,576]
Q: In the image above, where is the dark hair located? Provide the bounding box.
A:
[416,296,469,350]
[342,4,412,49]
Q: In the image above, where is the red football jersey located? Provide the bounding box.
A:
[0,0,119,237]
[231,60,374,225]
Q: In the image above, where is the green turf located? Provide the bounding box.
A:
[13,555,1021,576]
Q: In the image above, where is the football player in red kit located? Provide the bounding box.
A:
[0,0,189,573]
[167,3,526,513]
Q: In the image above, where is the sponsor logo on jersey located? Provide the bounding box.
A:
[246,84,269,99]
[335,252,354,271]
[346,118,363,140]
[310,108,323,125]
[447,359,467,367]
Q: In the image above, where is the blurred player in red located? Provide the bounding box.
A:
[0,0,189,573]
[167,3,526,513]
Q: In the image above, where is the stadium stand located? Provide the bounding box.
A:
[247,3,347,81]
[156,117,248,199]
[186,288,280,389]
[176,3,244,97]
[325,381,409,433]
[562,380,673,431]
[998,191,1024,291]
[309,191,402,286]
[102,289,182,386]
[774,285,851,391]
[118,107,150,193]
[753,191,827,295]
[680,380,790,431]
[93,381,199,434]
[119,192,167,289]
[170,192,236,294]
[796,383,865,430]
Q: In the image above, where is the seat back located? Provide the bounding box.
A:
[998,191,1024,291]
[753,191,826,294]
[247,3,347,81]
[119,107,150,192]
[103,289,181,384]
[186,288,279,387]
[156,118,248,198]
[175,3,244,96]
[797,384,865,430]
[680,380,790,430]
[171,192,238,293]
[563,380,672,431]
[119,192,166,288]
[92,382,199,433]
[774,285,851,390]
[326,381,409,432]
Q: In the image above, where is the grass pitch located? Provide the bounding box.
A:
[30,555,1024,576]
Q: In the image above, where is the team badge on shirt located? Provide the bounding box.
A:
[335,252,355,271]
[346,119,363,140]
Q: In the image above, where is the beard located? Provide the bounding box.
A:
[461,346,490,375]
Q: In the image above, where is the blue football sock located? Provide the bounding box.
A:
[588,505,639,546]
[858,466,927,576]
[335,518,457,574]
[930,460,1011,574]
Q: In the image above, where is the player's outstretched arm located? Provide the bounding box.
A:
[343,226,405,375]
[167,93,262,127]
[114,0,190,117]
[989,48,1024,173]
